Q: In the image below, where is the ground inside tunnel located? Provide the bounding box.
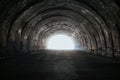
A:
[1,50,120,80]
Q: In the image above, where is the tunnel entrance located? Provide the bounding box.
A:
[46,34,75,50]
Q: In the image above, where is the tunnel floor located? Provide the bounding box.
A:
[1,51,120,80]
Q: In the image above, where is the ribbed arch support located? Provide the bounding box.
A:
[0,0,119,58]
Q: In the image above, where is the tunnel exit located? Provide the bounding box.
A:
[46,34,75,50]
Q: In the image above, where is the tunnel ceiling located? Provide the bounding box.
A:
[0,0,120,53]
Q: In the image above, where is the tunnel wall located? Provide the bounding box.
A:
[0,0,120,59]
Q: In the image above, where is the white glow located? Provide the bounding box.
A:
[46,34,75,50]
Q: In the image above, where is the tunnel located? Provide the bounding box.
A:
[0,0,120,80]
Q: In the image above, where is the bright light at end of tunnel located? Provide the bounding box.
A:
[46,34,75,50]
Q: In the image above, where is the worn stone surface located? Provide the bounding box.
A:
[0,0,120,58]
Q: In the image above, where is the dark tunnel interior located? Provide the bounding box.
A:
[0,0,120,80]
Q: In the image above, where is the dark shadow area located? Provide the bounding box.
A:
[1,50,120,80]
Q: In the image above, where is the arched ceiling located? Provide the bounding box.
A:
[0,0,120,54]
